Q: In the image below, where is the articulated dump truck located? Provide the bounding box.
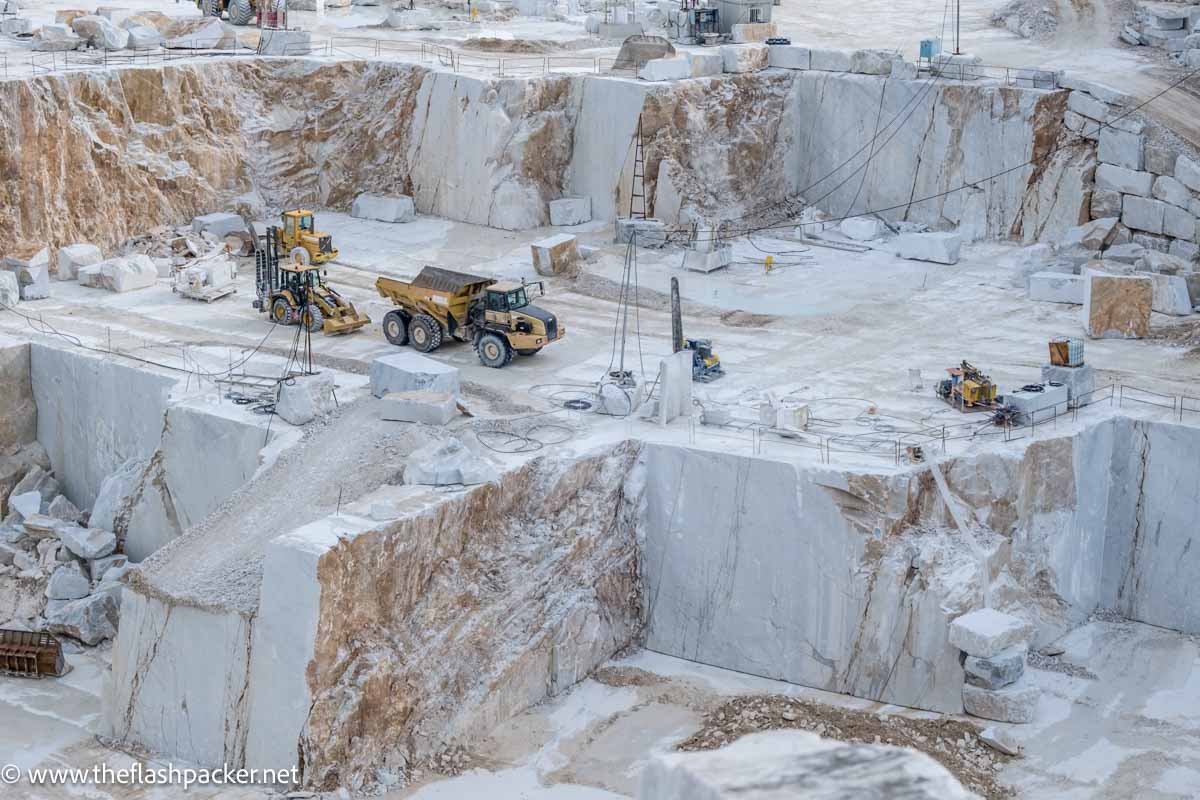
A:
[376,266,566,368]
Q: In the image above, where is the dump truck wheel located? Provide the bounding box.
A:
[271,298,294,325]
[516,348,541,357]
[228,0,255,24]
[383,311,409,346]
[302,305,324,333]
[476,333,513,368]
[408,314,442,353]
[289,247,311,266]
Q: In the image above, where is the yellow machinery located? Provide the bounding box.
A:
[276,209,338,267]
[937,361,999,409]
[253,227,369,335]
[197,0,258,25]
[670,277,724,382]
[376,267,565,368]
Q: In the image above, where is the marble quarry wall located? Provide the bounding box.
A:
[108,441,644,791]
[638,418,1200,715]
[104,417,1198,785]
[1,58,1091,260]
[0,337,37,455]
[25,343,270,559]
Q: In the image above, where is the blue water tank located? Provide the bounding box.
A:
[919,38,941,59]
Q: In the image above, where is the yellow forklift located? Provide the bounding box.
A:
[253,226,369,335]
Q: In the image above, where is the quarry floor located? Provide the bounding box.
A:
[3,210,1198,477]
[1,620,1197,799]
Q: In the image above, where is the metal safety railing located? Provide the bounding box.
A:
[684,380,1196,468]
[922,60,1059,90]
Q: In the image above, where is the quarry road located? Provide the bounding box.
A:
[130,398,436,615]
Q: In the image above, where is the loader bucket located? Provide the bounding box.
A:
[322,310,371,335]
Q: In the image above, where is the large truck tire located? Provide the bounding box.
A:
[382,310,409,346]
[228,0,256,25]
[476,332,513,369]
[408,314,443,353]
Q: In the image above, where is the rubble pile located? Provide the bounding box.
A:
[676,694,1017,800]
[0,445,126,645]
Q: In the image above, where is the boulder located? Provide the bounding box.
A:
[91,553,128,582]
[682,244,733,273]
[56,243,102,281]
[275,373,337,426]
[59,526,116,560]
[1164,204,1195,241]
[1152,175,1192,209]
[380,390,458,425]
[1095,164,1153,197]
[12,465,58,504]
[720,43,768,73]
[1122,196,1167,235]
[637,731,977,800]
[1028,272,1083,304]
[1136,271,1194,315]
[1138,250,1190,274]
[549,197,592,226]
[949,608,1032,658]
[962,680,1039,724]
[94,255,157,293]
[0,273,18,308]
[614,218,668,248]
[1098,126,1144,170]
[1090,189,1122,219]
[964,644,1027,689]
[369,352,460,398]
[688,52,723,77]
[21,515,63,541]
[809,47,852,72]
[258,28,312,56]
[125,24,162,49]
[850,48,894,75]
[639,57,690,81]
[33,24,83,51]
[71,15,129,50]
[90,459,146,534]
[896,232,962,265]
[387,8,435,29]
[531,234,581,277]
[351,193,416,223]
[163,17,239,49]
[46,563,91,601]
[405,438,499,486]
[47,495,80,523]
[1,17,32,35]
[192,212,248,238]
[730,22,776,43]
[767,45,809,70]
[840,217,885,241]
[1041,363,1095,403]
[8,491,40,521]
[1082,271,1152,339]
[1105,242,1146,264]
[46,590,119,645]
[1059,217,1118,251]
[1177,155,1200,193]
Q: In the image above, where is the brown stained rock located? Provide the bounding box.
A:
[299,443,643,790]
[1082,271,1153,339]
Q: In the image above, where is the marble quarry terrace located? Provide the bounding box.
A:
[3,2,1200,799]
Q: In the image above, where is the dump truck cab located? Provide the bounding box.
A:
[278,209,338,266]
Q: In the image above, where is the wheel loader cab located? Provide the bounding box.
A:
[279,209,338,265]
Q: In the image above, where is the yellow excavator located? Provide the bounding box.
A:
[253,226,369,335]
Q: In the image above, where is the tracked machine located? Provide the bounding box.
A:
[375,267,566,368]
[936,361,1000,411]
[253,226,369,335]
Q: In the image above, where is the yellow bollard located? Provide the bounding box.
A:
[764,255,774,274]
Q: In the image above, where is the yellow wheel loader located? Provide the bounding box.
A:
[375,266,565,368]
[276,209,339,267]
[253,227,369,335]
